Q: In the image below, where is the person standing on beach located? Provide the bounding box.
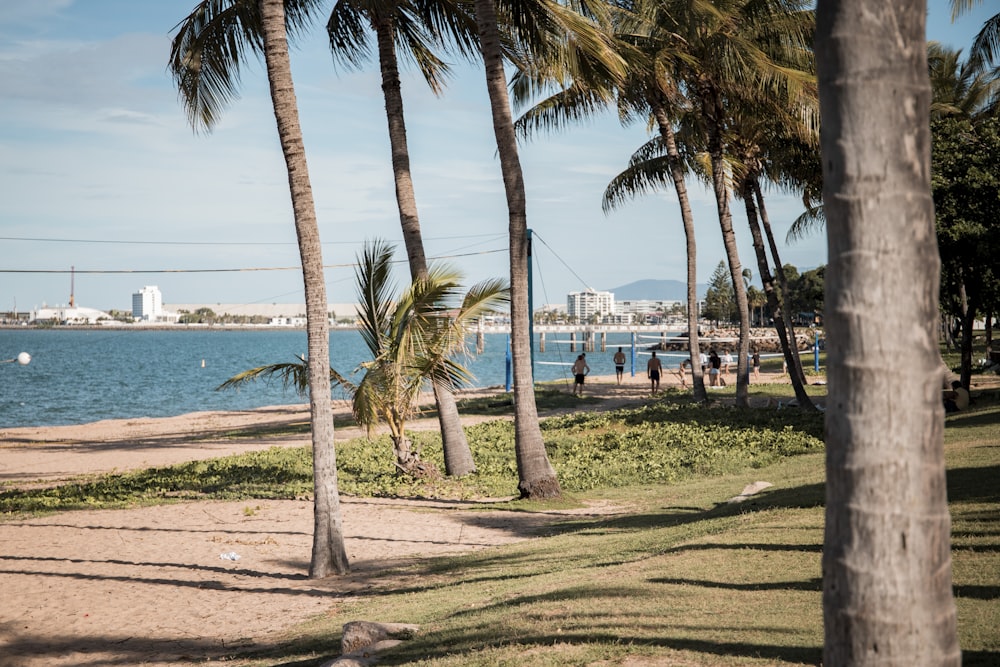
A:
[647,351,663,395]
[752,349,761,380]
[613,347,627,385]
[677,358,690,389]
[722,350,733,380]
[708,349,722,387]
[571,354,590,396]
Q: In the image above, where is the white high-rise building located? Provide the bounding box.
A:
[567,288,615,322]
[132,285,163,321]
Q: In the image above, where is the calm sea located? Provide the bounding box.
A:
[0,328,673,428]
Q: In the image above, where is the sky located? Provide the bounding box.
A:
[0,1,996,313]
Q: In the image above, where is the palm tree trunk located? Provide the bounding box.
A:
[260,0,349,578]
[649,96,706,400]
[753,182,808,384]
[700,85,750,407]
[741,184,815,410]
[472,0,559,499]
[816,0,960,662]
[374,19,476,476]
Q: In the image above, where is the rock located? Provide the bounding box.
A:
[727,481,773,504]
[341,621,419,655]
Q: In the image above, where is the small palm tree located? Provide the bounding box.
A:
[220,240,508,475]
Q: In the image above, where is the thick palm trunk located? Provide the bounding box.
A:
[700,86,750,406]
[260,0,349,578]
[816,0,960,663]
[472,0,559,499]
[741,185,814,410]
[753,182,808,384]
[650,98,706,401]
[374,20,475,476]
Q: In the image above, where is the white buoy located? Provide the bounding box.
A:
[201,359,206,368]
[17,352,31,365]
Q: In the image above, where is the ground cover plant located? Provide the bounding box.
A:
[0,396,823,514]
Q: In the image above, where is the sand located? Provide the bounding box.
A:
[1,373,677,667]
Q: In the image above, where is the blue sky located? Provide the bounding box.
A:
[0,0,995,312]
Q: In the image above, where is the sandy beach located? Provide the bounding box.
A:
[0,371,691,667]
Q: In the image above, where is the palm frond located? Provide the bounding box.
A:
[169,0,326,132]
[216,355,311,395]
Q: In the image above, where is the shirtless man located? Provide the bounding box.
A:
[571,354,590,396]
[647,351,663,395]
[613,347,627,385]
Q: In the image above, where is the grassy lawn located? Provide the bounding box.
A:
[242,403,996,667]
[2,368,996,666]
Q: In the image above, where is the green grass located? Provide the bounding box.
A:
[3,382,997,666]
[234,396,998,667]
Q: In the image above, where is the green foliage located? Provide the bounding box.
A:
[1,402,823,515]
[702,260,735,323]
[933,116,1000,321]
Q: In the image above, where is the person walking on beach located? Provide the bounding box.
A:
[752,349,761,380]
[722,350,733,380]
[647,351,663,395]
[613,347,627,385]
[571,354,590,396]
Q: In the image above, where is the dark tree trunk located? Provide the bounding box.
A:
[472,0,559,499]
[649,95,706,400]
[816,0,960,662]
[261,0,349,578]
[742,185,815,410]
[374,19,476,476]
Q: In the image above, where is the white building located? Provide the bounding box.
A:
[567,288,615,322]
[132,286,163,321]
[617,299,683,315]
[132,286,178,323]
[31,305,112,325]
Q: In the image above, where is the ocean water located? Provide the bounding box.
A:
[0,328,674,428]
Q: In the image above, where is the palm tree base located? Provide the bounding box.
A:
[518,477,561,500]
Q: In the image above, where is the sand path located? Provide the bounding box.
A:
[1,373,680,667]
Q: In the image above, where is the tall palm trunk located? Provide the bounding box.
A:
[374,19,476,476]
[753,181,808,384]
[472,0,559,498]
[649,96,706,401]
[700,85,750,407]
[741,182,814,409]
[816,0,960,663]
[260,0,349,577]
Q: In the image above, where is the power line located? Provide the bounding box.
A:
[0,248,507,274]
[0,233,504,247]
[530,232,590,289]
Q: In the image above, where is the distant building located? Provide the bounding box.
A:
[31,305,112,325]
[132,286,179,323]
[567,288,615,322]
[617,299,683,315]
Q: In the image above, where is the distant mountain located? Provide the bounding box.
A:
[607,279,708,301]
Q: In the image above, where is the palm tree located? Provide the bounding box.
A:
[468,0,624,498]
[512,2,711,401]
[220,240,509,474]
[816,0,960,662]
[169,0,349,577]
[928,42,999,120]
[951,0,1000,72]
[724,99,818,408]
[677,0,814,408]
[326,0,483,476]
